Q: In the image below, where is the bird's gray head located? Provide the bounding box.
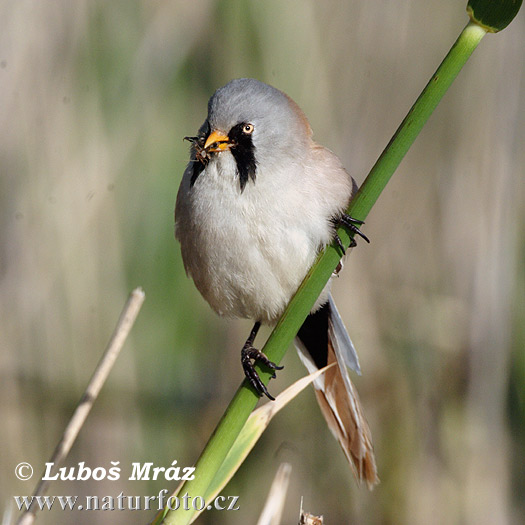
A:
[188,78,312,191]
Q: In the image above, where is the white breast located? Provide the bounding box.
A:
[175,149,351,324]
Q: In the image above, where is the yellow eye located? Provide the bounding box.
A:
[242,123,254,134]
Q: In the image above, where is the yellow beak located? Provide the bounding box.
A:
[204,130,231,151]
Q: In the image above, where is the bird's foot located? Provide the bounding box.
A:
[241,327,283,401]
[332,213,370,254]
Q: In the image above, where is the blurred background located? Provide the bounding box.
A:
[1,1,524,523]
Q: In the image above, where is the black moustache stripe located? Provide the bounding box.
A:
[231,145,257,192]
[228,123,257,192]
[190,161,205,187]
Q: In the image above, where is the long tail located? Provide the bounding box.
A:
[295,295,379,488]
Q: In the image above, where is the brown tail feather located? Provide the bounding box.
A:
[296,300,378,488]
[314,337,378,487]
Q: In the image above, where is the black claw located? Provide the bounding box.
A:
[241,344,283,401]
[333,232,346,255]
[240,322,283,400]
[332,213,370,253]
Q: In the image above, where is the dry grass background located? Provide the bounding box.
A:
[1,1,524,524]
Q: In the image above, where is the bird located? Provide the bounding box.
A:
[175,78,378,487]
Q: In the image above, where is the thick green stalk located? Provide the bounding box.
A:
[157,21,488,525]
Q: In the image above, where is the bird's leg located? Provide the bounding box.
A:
[241,321,284,401]
[332,214,370,255]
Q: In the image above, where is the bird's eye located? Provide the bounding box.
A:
[242,123,254,134]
